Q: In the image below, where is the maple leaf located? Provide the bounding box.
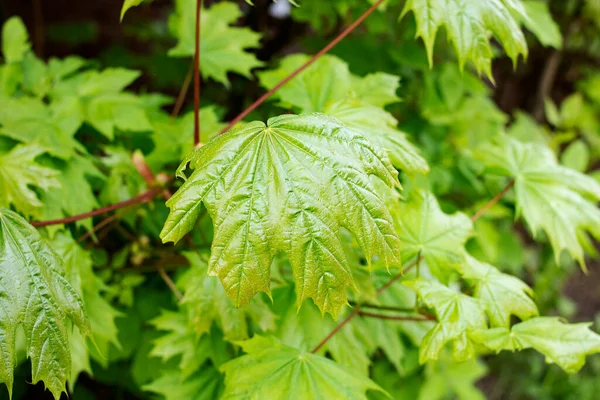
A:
[476,136,600,268]
[0,210,91,399]
[259,54,429,174]
[219,336,384,399]
[405,279,487,363]
[0,145,60,217]
[50,232,121,386]
[161,113,401,317]
[169,1,263,87]
[401,0,529,78]
[180,252,276,340]
[471,317,600,374]
[120,0,148,21]
[461,254,538,328]
[394,190,473,282]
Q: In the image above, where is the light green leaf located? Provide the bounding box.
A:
[169,1,263,87]
[259,54,351,112]
[561,140,590,172]
[0,145,60,217]
[401,0,529,78]
[522,1,562,48]
[121,0,148,21]
[0,210,91,399]
[351,72,401,108]
[181,252,276,341]
[144,366,224,400]
[405,279,487,363]
[1,17,30,63]
[419,357,487,400]
[220,336,384,399]
[394,190,472,282]
[477,136,600,268]
[471,317,600,373]
[161,114,401,317]
[461,254,538,328]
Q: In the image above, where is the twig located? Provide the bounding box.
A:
[534,51,563,121]
[32,0,45,58]
[348,302,415,313]
[31,188,160,227]
[470,180,515,222]
[193,0,202,146]
[158,265,183,300]
[77,207,133,243]
[358,311,435,322]
[218,0,386,135]
[172,62,194,121]
[312,180,517,353]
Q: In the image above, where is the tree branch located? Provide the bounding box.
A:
[30,188,160,227]
[358,311,435,322]
[218,0,386,135]
[470,180,515,222]
[193,0,202,146]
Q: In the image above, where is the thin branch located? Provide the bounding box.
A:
[193,0,202,146]
[32,0,45,58]
[30,188,160,227]
[312,180,516,353]
[348,302,415,313]
[158,265,184,300]
[218,0,386,135]
[470,180,515,222]
[358,311,435,322]
[172,62,194,121]
[77,207,133,243]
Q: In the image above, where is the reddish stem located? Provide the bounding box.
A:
[218,0,386,135]
[471,180,515,222]
[193,0,202,146]
[358,311,435,322]
[30,188,160,227]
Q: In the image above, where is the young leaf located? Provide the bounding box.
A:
[405,279,487,364]
[161,114,401,317]
[471,317,600,374]
[0,145,60,218]
[461,254,538,328]
[121,0,147,21]
[0,210,91,399]
[401,0,529,78]
[220,336,384,399]
[169,1,263,87]
[1,17,30,63]
[477,136,600,268]
[181,252,276,340]
[394,190,472,282]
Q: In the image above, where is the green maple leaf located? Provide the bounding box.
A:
[419,357,487,400]
[1,17,30,63]
[471,317,600,374]
[220,336,384,399]
[144,366,224,400]
[259,54,429,174]
[169,1,263,87]
[161,114,401,317]
[180,252,276,340]
[394,190,473,282]
[401,0,529,78]
[522,1,562,49]
[476,136,600,268]
[461,254,538,328]
[150,309,230,378]
[50,232,121,386]
[405,279,487,364]
[0,210,91,399]
[0,145,60,217]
